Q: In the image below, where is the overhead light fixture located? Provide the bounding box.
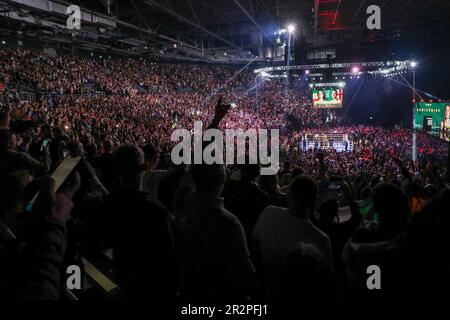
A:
[287,25,295,33]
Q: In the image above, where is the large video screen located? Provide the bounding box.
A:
[312,87,343,109]
[413,102,450,141]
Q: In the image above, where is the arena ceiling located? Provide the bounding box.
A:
[0,0,449,60]
[114,0,450,33]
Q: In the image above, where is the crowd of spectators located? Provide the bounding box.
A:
[0,49,449,310]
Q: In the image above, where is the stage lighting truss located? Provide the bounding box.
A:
[254,60,413,79]
[310,82,345,88]
[368,64,410,77]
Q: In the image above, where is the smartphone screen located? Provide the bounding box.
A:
[40,139,49,152]
[25,156,82,212]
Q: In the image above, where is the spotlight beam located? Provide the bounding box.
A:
[208,55,259,101]
[345,78,365,115]
[233,0,276,46]
[398,72,423,100]
[142,0,243,50]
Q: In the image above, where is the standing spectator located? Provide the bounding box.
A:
[174,163,257,302]
[102,144,177,301]
[259,174,289,208]
[141,143,167,202]
[223,164,269,242]
[253,175,332,299]
[273,244,340,315]
[342,183,411,300]
[96,140,119,191]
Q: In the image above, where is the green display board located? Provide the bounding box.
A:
[312,87,343,109]
[413,102,450,141]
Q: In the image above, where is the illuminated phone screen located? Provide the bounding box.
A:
[40,139,49,151]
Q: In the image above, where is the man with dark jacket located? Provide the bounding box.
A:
[101,144,177,301]
[343,183,412,300]
[222,164,269,243]
[96,139,119,191]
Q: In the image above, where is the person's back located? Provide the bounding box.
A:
[141,169,167,201]
[343,183,412,300]
[273,244,340,315]
[223,165,269,242]
[253,175,332,299]
[177,191,255,302]
[176,164,256,302]
[260,174,289,208]
[253,205,332,299]
[96,143,119,190]
[48,127,66,166]
[102,144,176,301]
[140,143,166,201]
[103,186,176,300]
[407,189,450,299]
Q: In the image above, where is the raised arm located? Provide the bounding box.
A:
[16,173,80,300]
[208,96,231,130]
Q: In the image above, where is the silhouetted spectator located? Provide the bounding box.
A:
[343,183,411,300]
[96,140,119,191]
[102,144,177,301]
[273,244,340,315]
[174,163,256,302]
[259,174,289,208]
[407,189,450,299]
[141,143,167,202]
[223,164,269,242]
[253,175,332,299]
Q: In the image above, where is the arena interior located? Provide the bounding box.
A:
[1,0,450,313]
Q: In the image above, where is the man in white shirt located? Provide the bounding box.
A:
[253,175,332,299]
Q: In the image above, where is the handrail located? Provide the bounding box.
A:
[81,256,119,293]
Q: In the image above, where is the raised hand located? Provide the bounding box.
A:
[34,172,81,224]
[213,96,231,123]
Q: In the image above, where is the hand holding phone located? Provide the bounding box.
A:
[40,139,49,152]
[25,156,82,212]
[34,172,81,224]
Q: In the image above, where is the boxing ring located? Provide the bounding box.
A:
[300,133,353,152]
